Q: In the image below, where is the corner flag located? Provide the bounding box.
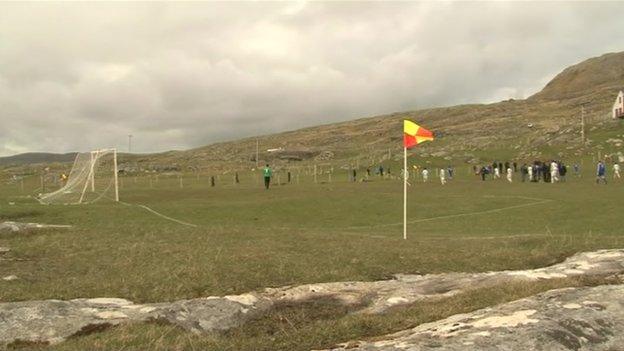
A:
[404,120,434,148]
[403,120,434,240]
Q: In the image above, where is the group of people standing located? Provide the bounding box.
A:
[595,161,621,184]
[518,160,569,183]
[476,161,517,182]
[418,165,454,185]
[262,158,621,190]
[478,160,570,183]
[475,159,621,184]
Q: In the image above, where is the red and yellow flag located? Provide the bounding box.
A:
[403,120,434,148]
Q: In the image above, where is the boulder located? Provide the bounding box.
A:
[315,151,335,161]
[0,295,271,346]
[323,285,624,351]
[264,249,624,314]
[0,222,72,233]
[1,250,624,347]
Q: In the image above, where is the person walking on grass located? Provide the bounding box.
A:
[596,161,607,185]
[614,162,621,180]
[542,162,550,183]
[422,167,429,182]
[550,160,559,183]
[506,167,513,183]
[263,164,272,189]
[480,166,488,181]
[439,167,446,185]
[559,162,567,182]
[494,166,501,179]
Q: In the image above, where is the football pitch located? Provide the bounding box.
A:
[1,166,623,350]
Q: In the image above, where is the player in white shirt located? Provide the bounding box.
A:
[550,161,559,183]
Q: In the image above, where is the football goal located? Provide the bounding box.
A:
[39,149,119,205]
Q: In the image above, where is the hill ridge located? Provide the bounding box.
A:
[3,51,624,171]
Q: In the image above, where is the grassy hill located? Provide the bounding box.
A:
[4,51,624,174]
[130,51,624,173]
[0,152,77,167]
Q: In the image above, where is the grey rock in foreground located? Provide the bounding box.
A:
[0,221,72,233]
[0,295,270,347]
[322,285,624,351]
[265,249,624,314]
[1,249,624,346]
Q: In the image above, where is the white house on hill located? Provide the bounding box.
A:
[614,91,624,119]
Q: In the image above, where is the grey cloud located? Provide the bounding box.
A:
[0,1,623,155]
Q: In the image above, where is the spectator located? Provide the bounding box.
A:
[480,166,488,181]
[596,161,607,185]
[520,163,528,182]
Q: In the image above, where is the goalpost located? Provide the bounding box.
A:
[39,149,119,205]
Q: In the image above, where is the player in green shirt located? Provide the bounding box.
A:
[263,164,272,189]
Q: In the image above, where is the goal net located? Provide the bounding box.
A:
[39,149,119,205]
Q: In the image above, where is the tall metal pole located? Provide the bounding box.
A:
[128,135,133,153]
[581,105,585,145]
[113,149,119,202]
[580,101,590,145]
[256,138,259,168]
[90,151,95,192]
[403,147,408,240]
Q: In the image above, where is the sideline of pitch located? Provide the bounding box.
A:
[118,200,198,228]
[344,195,554,230]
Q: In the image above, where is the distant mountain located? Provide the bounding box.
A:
[4,51,624,171]
[530,52,624,102]
[0,152,77,166]
[134,51,624,171]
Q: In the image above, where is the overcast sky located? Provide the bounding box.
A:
[1,1,623,156]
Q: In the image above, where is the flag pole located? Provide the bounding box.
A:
[403,146,407,240]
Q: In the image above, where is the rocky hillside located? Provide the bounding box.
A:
[4,51,624,174]
[127,51,623,172]
[0,152,77,167]
[531,52,624,101]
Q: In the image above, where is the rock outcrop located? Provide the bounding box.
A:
[0,295,271,347]
[323,284,624,351]
[1,249,624,347]
[265,250,624,314]
[0,221,72,233]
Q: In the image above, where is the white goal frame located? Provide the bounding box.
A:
[78,149,119,203]
[39,148,119,205]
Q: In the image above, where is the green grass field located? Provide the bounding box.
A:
[1,164,623,350]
